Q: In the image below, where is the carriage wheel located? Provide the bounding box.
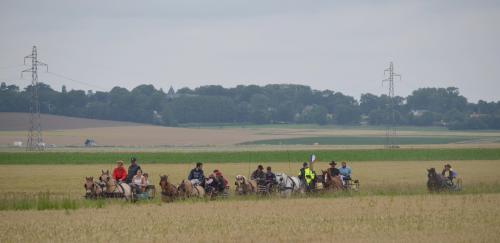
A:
[454,178,463,191]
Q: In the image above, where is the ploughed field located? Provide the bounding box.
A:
[1,150,499,242]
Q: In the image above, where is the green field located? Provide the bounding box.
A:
[1,148,500,164]
[241,136,485,145]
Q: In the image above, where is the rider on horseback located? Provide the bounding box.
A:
[188,162,205,186]
[298,162,315,192]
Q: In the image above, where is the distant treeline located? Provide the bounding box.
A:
[1,82,499,130]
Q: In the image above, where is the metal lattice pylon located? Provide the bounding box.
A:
[382,62,401,149]
[22,46,48,151]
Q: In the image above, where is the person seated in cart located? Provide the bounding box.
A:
[112,160,127,183]
[441,163,458,185]
[265,166,277,190]
[143,173,150,187]
[298,162,315,192]
[339,161,352,181]
[251,165,266,186]
[206,169,227,193]
[188,162,205,186]
[131,169,147,193]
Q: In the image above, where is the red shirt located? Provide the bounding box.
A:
[113,167,127,181]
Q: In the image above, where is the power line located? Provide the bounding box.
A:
[22,46,46,151]
[45,71,106,90]
[0,64,25,70]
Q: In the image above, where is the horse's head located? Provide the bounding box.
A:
[427,168,437,178]
[234,175,246,194]
[275,173,287,186]
[99,170,111,184]
[159,175,169,190]
[84,177,96,194]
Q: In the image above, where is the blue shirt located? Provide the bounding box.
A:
[339,166,352,177]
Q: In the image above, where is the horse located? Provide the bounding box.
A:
[159,175,178,202]
[275,173,302,197]
[234,175,257,195]
[178,179,205,198]
[99,170,132,200]
[84,176,102,199]
[321,170,343,191]
[427,168,449,192]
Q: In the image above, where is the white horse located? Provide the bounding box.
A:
[275,172,303,197]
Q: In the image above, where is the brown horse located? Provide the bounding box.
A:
[99,170,132,200]
[234,175,257,195]
[84,176,102,199]
[321,170,343,191]
[159,175,178,202]
[178,180,205,198]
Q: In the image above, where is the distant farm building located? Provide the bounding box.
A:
[84,139,97,147]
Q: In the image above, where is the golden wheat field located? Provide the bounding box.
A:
[1,160,500,242]
[1,194,499,242]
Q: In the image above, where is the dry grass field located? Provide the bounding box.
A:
[1,194,499,242]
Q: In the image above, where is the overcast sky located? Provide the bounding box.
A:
[1,0,499,102]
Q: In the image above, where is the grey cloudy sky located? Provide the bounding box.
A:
[1,0,499,101]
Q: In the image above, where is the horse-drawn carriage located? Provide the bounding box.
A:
[427,168,462,192]
[84,171,156,202]
[314,170,360,193]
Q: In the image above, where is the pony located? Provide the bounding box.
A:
[321,170,343,191]
[84,176,102,199]
[234,175,257,195]
[159,175,178,202]
[178,179,205,198]
[275,173,302,197]
[99,170,132,200]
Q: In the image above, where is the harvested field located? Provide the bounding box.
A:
[0,112,142,131]
[2,112,500,148]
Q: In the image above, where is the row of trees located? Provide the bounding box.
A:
[1,82,499,129]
